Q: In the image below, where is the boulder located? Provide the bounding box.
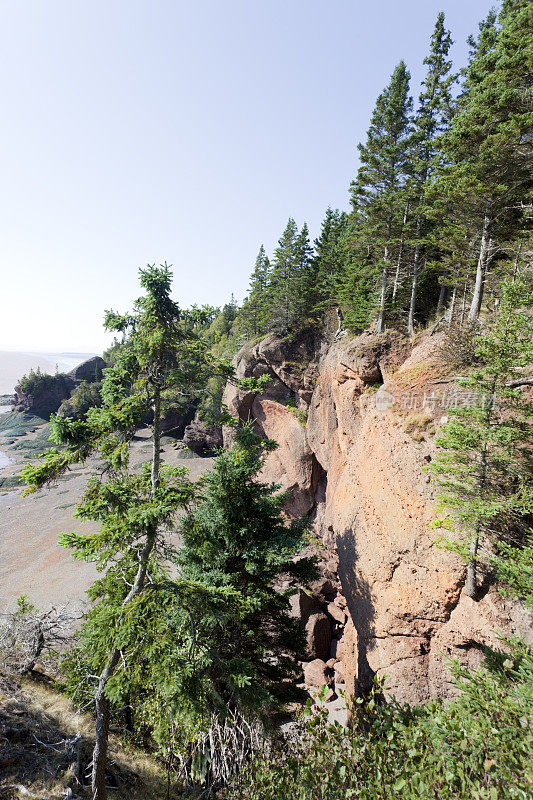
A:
[183,414,223,455]
[326,602,347,625]
[323,696,349,727]
[305,612,331,661]
[289,588,322,623]
[333,661,345,684]
[303,659,333,688]
[68,356,106,382]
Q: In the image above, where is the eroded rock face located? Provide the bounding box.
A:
[183,413,223,455]
[67,356,106,383]
[222,328,322,516]
[305,612,332,661]
[225,327,533,704]
[14,375,75,417]
[251,397,318,516]
[13,356,107,418]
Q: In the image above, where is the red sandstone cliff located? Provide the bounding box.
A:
[222,324,533,706]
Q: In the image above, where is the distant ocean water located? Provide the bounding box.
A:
[0,352,97,395]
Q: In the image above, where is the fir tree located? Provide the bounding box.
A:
[434,2,533,323]
[178,425,316,708]
[268,218,315,332]
[430,280,533,598]
[347,61,413,333]
[293,221,316,319]
[22,265,234,800]
[406,12,455,335]
[239,245,271,337]
[312,207,348,314]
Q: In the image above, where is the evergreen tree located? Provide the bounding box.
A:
[406,12,455,335]
[239,245,271,337]
[434,2,533,323]
[430,280,533,598]
[268,218,315,332]
[293,221,316,318]
[347,61,413,333]
[312,207,348,314]
[178,425,316,706]
[22,265,234,800]
[338,215,381,332]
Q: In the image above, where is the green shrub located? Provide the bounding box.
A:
[224,639,533,800]
[58,381,102,420]
[19,368,62,399]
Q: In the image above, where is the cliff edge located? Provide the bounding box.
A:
[222,324,533,705]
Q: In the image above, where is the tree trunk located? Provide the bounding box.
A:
[151,385,161,490]
[407,216,422,336]
[436,282,447,317]
[92,651,119,800]
[392,203,409,301]
[375,266,388,334]
[460,283,468,324]
[91,383,162,800]
[464,533,479,599]
[375,243,390,334]
[446,285,457,323]
[20,624,45,675]
[468,207,491,324]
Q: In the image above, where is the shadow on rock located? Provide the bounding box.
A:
[336,529,376,694]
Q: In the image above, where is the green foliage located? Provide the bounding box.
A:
[238,245,272,337]
[232,4,531,338]
[224,638,533,800]
[341,60,413,332]
[18,368,64,399]
[311,207,348,314]
[58,380,102,420]
[177,424,317,709]
[430,280,533,600]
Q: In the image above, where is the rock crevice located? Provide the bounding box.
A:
[223,326,533,704]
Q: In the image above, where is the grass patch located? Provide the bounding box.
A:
[0,474,23,491]
[279,399,308,426]
[395,359,447,389]
[403,409,436,442]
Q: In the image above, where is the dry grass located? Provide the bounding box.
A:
[0,673,174,800]
[403,410,436,442]
[394,359,446,389]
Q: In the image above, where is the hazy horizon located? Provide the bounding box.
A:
[0,351,97,395]
[1,0,495,353]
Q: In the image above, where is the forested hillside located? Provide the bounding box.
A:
[1,2,531,799]
[235,1,531,341]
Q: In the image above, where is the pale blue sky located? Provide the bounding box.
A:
[1,0,495,352]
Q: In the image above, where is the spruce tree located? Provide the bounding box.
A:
[348,61,413,333]
[293,221,316,319]
[239,245,271,337]
[178,425,316,707]
[434,2,532,323]
[430,280,533,598]
[22,265,234,800]
[269,217,315,332]
[312,207,348,314]
[406,12,455,335]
